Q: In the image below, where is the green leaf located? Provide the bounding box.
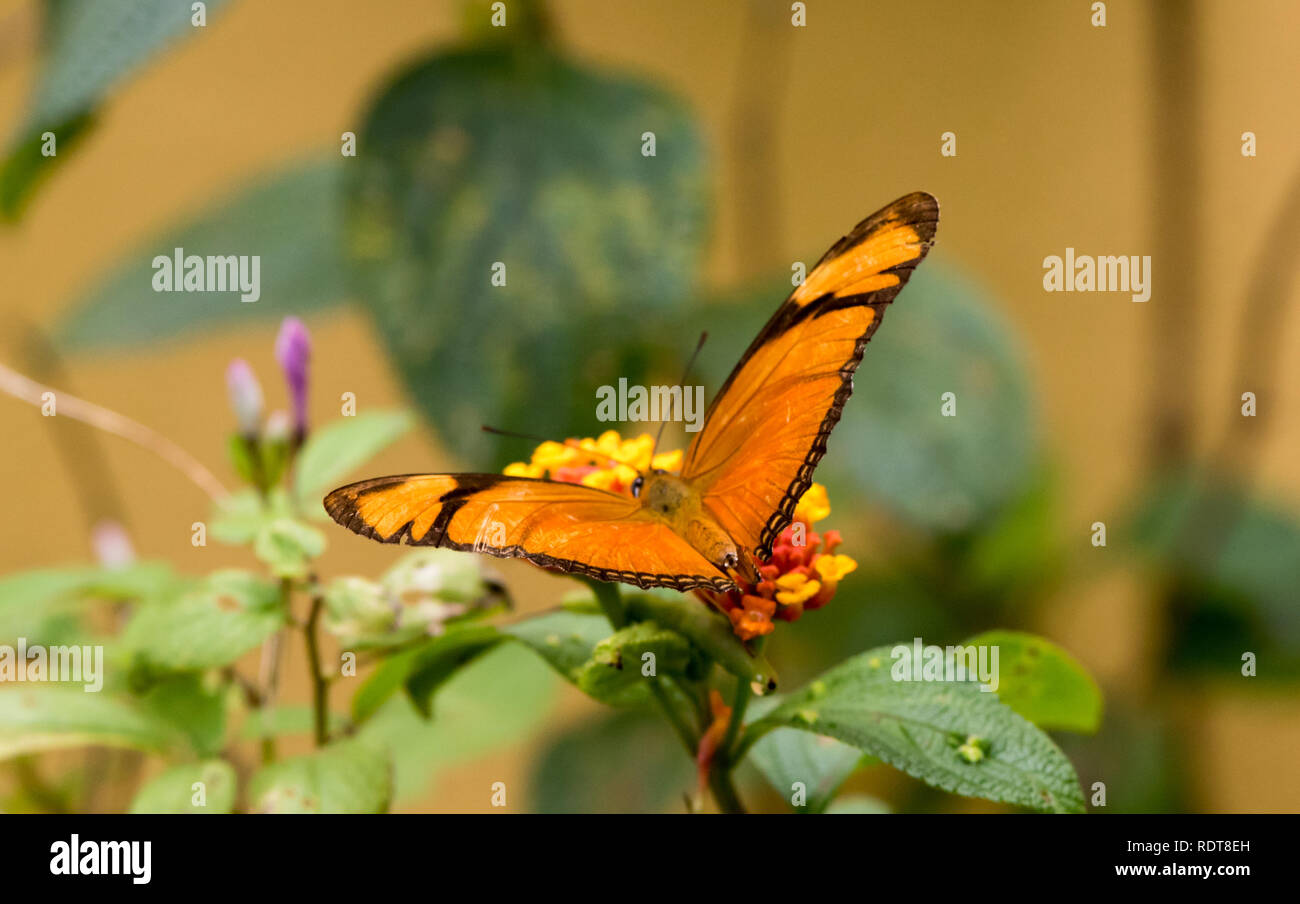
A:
[358,643,556,802]
[239,706,348,740]
[576,621,697,705]
[824,794,891,814]
[747,727,865,813]
[252,518,327,579]
[122,570,286,671]
[699,263,1036,532]
[249,737,392,814]
[343,44,708,467]
[963,631,1102,733]
[293,411,414,511]
[135,672,228,757]
[54,159,346,346]
[351,624,503,722]
[530,710,694,813]
[750,645,1085,813]
[129,759,237,814]
[502,608,617,687]
[0,562,178,644]
[1130,472,1300,676]
[3,0,231,218]
[0,687,175,759]
[624,589,777,694]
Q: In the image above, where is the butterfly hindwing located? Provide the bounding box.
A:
[324,473,734,591]
[682,191,939,560]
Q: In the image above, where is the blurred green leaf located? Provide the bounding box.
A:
[1130,473,1300,677]
[293,411,414,511]
[824,793,891,814]
[530,710,694,813]
[0,562,178,644]
[343,44,707,466]
[135,672,228,757]
[2,0,230,218]
[750,645,1085,813]
[747,726,865,813]
[129,759,236,814]
[358,643,557,802]
[963,630,1102,733]
[698,263,1036,532]
[239,705,348,740]
[252,518,327,579]
[122,570,285,671]
[249,737,391,814]
[54,159,346,345]
[352,624,503,723]
[0,687,176,759]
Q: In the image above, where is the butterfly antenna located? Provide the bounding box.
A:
[481,425,633,470]
[651,331,709,460]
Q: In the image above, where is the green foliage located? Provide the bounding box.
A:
[54,160,346,344]
[2,0,230,218]
[529,710,694,813]
[747,726,866,814]
[249,737,392,814]
[121,570,286,671]
[1130,472,1300,677]
[964,630,1102,733]
[0,688,176,759]
[135,673,229,758]
[577,621,697,702]
[748,645,1086,813]
[292,410,414,511]
[343,44,708,466]
[129,760,237,814]
[358,644,557,803]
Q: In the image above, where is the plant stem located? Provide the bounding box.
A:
[649,680,698,757]
[304,583,329,747]
[0,360,229,501]
[720,675,753,760]
[707,765,746,815]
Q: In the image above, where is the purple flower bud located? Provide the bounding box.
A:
[275,317,311,436]
[226,358,263,436]
[265,409,292,443]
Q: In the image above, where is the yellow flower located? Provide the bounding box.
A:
[794,483,831,524]
[814,554,857,584]
[774,572,821,606]
[503,461,543,478]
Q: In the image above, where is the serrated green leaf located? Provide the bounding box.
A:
[293,411,414,510]
[963,630,1102,733]
[751,645,1085,813]
[129,759,236,814]
[122,570,285,670]
[747,727,865,814]
[249,737,392,814]
[54,159,345,344]
[0,687,176,760]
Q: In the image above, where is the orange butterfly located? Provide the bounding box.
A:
[326,192,939,592]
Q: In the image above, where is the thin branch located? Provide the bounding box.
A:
[0,360,229,502]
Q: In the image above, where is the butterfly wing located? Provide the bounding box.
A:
[324,473,735,591]
[682,191,939,560]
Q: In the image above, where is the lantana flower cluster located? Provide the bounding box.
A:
[505,431,857,641]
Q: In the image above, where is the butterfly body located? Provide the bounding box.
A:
[326,192,939,594]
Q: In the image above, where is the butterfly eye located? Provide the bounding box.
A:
[631,476,644,498]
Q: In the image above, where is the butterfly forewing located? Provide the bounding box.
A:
[683,191,939,560]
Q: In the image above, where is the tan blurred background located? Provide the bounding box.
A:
[1,0,1298,811]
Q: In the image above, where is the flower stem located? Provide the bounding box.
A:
[303,581,329,747]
